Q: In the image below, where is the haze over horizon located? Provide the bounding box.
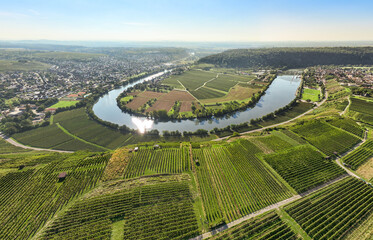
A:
[1,0,373,43]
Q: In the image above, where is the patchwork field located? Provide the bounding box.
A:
[264,145,345,193]
[291,120,361,156]
[285,177,373,240]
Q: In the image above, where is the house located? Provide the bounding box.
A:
[58,172,67,182]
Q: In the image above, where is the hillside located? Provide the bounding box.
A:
[198,47,373,69]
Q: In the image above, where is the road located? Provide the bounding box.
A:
[212,92,328,141]
[189,174,348,240]
[0,132,73,153]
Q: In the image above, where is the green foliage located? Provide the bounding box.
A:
[194,140,292,226]
[124,146,190,179]
[343,140,373,170]
[210,211,299,240]
[291,120,361,156]
[286,177,373,240]
[42,181,199,240]
[0,152,110,239]
[264,145,345,193]
[199,47,373,69]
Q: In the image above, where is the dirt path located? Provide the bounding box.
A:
[335,129,368,180]
[212,92,328,142]
[0,132,73,153]
[340,95,351,116]
[189,174,347,240]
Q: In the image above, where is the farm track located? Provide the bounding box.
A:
[336,129,369,180]
[189,174,348,240]
[194,73,220,91]
[0,131,73,153]
[213,92,329,142]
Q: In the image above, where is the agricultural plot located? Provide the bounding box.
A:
[193,140,293,226]
[162,70,217,91]
[343,139,373,170]
[264,145,345,193]
[53,108,132,149]
[124,146,190,179]
[42,181,199,240]
[349,97,373,125]
[50,100,79,109]
[12,124,73,148]
[285,177,373,240]
[291,120,361,156]
[302,88,320,102]
[0,152,110,239]
[327,117,364,137]
[253,134,295,152]
[210,211,300,240]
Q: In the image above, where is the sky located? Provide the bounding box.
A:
[1,0,373,42]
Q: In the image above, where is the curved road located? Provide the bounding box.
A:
[0,132,73,153]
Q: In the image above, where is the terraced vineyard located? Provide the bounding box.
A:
[210,211,300,240]
[42,181,199,240]
[193,140,293,227]
[343,139,373,169]
[327,117,364,137]
[124,145,190,178]
[291,120,361,156]
[264,145,345,193]
[349,97,373,125]
[285,177,373,240]
[0,152,110,239]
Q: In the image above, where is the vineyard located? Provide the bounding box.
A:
[193,140,293,227]
[343,139,373,170]
[291,120,361,156]
[264,145,345,193]
[285,177,373,240]
[349,97,373,125]
[42,181,199,240]
[327,117,364,137]
[124,145,190,178]
[0,152,110,239]
[210,211,300,240]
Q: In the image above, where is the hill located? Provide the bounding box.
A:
[198,47,373,69]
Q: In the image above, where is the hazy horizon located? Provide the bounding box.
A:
[1,0,373,43]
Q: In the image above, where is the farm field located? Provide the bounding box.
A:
[50,100,80,109]
[349,97,373,125]
[291,119,361,156]
[285,177,373,240]
[302,88,320,102]
[264,145,345,193]
[0,152,110,239]
[343,139,373,170]
[42,180,199,240]
[210,211,300,240]
[193,140,293,227]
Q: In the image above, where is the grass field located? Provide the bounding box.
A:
[49,100,80,108]
[302,88,320,102]
[0,60,50,71]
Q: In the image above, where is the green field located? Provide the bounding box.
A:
[285,177,373,240]
[50,100,80,108]
[264,145,345,193]
[302,88,320,102]
[0,60,50,71]
[291,120,361,156]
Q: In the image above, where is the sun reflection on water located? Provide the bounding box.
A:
[131,117,154,133]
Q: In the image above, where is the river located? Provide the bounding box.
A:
[92,72,301,133]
